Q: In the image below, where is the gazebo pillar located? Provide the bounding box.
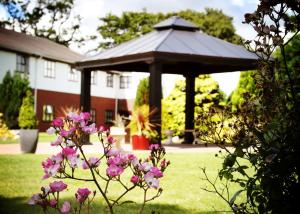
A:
[80,69,91,112]
[184,73,196,144]
[149,61,162,143]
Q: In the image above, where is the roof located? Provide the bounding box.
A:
[77,16,259,74]
[0,28,84,64]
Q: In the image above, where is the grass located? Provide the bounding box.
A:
[0,132,100,144]
[0,152,240,213]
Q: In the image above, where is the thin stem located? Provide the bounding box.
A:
[78,146,114,214]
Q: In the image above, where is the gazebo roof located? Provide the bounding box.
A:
[76,16,259,74]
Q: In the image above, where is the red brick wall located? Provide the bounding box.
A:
[36,89,133,131]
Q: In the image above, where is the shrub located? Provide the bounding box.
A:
[134,77,149,109]
[18,90,37,129]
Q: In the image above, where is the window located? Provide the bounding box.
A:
[44,60,55,78]
[90,109,96,123]
[16,54,28,74]
[69,69,79,82]
[105,110,114,124]
[43,105,54,122]
[91,71,97,85]
[120,76,131,89]
[106,73,113,87]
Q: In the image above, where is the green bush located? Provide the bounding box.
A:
[18,90,37,129]
[134,77,149,109]
[0,71,30,128]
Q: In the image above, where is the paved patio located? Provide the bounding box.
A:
[0,142,231,155]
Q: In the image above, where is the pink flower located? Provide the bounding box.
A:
[107,136,115,144]
[46,127,56,135]
[139,162,152,172]
[49,199,57,207]
[51,136,63,146]
[42,154,63,179]
[61,201,71,213]
[149,167,163,178]
[99,126,105,132]
[68,154,82,168]
[49,181,67,192]
[82,157,100,170]
[106,164,124,177]
[80,112,90,121]
[76,188,91,203]
[60,129,69,137]
[127,154,136,161]
[144,172,160,189]
[28,193,41,205]
[107,148,120,157]
[62,147,76,157]
[67,112,81,122]
[52,118,63,127]
[130,175,140,184]
[149,144,160,150]
[82,123,97,134]
[108,156,122,166]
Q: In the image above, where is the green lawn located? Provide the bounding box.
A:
[0,152,238,213]
[0,132,100,144]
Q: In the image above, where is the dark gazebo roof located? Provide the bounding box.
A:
[76,16,258,73]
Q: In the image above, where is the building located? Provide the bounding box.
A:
[0,28,146,131]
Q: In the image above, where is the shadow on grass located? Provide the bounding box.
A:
[0,195,220,214]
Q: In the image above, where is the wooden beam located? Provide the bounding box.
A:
[80,69,91,112]
[149,61,162,143]
[184,73,196,144]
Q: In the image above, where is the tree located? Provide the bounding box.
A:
[0,0,83,47]
[228,70,258,112]
[0,71,30,128]
[97,9,242,49]
[18,90,37,129]
[198,1,300,213]
[134,77,149,109]
[162,75,225,137]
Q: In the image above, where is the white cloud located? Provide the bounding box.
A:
[231,0,245,7]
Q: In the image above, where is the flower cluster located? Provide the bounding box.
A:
[30,112,170,214]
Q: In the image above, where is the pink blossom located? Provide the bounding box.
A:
[149,144,159,150]
[127,154,136,161]
[82,157,100,169]
[80,112,90,121]
[51,136,63,146]
[49,199,57,207]
[46,127,56,135]
[52,118,63,127]
[67,112,81,122]
[62,147,76,157]
[107,136,115,144]
[130,175,140,184]
[131,157,140,167]
[49,181,67,192]
[99,125,105,132]
[107,148,120,157]
[51,153,63,163]
[68,154,82,168]
[28,193,41,205]
[106,164,124,177]
[42,156,62,179]
[139,162,152,172]
[144,172,160,189]
[76,188,91,203]
[60,129,69,137]
[149,167,163,178]
[108,156,122,166]
[61,201,71,213]
[82,123,97,134]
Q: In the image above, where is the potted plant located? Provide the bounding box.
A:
[18,90,38,153]
[128,105,157,150]
[109,114,126,149]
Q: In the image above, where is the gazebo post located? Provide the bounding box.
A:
[149,61,162,143]
[184,73,196,144]
[80,69,91,112]
[80,69,91,144]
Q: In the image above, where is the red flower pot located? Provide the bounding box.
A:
[131,135,149,150]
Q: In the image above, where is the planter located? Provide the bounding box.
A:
[19,129,39,153]
[131,135,149,150]
[110,127,126,149]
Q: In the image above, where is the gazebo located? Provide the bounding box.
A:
[76,16,259,143]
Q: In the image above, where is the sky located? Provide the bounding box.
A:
[71,0,259,96]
